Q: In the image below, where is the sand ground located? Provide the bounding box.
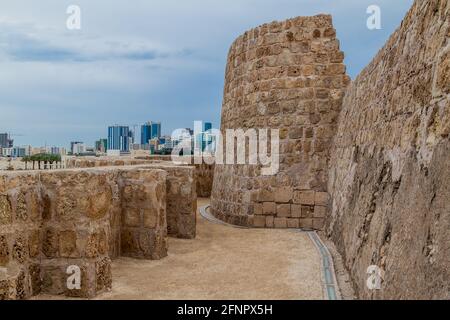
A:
[96,198,324,300]
[36,198,325,300]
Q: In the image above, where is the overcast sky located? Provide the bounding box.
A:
[0,0,414,148]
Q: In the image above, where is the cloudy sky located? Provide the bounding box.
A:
[0,0,414,148]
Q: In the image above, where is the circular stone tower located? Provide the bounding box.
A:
[210,14,350,230]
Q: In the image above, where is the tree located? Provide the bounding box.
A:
[26,154,62,170]
[21,156,31,170]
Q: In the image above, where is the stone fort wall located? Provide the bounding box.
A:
[327,0,449,299]
[210,14,349,230]
[0,167,168,299]
[66,157,198,239]
[68,155,214,198]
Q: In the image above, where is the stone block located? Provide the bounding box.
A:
[274,217,288,228]
[254,203,263,215]
[85,233,100,258]
[0,195,12,225]
[120,229,139,257]
[263,202,277,215]
[314,205,327,218]
[59,230,78,258]
[301,205,314,218]
[96,257,112,293]
[41,266,65,295]
[253,215,266,228]
[293,191,315,205]
[287,218,300,228]
[313,218,325,230]
[291,204,302,218]
[299,218,313,229]
[277,204,291,217]
[274,187,293,203]
[65,265,90,298]
[266,216,275,228]
[29,263,41,296]
[42,228,59,258]
[12,236,28,263]
[258,189,274,202]
[143,208,158,228]
[315,192,329,205]
[123,208,141,227]
[0,235,9,266]
[0,278,13,300]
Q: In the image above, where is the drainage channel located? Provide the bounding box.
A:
[199,204,341,300]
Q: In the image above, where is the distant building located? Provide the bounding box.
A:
[204,122,212,132]
[0,133,13,148]
[108,125,131,152]
[1,148,12,157]
[140,121,162,147]
[70,142,86,155]
[95,139,108,153]
[194,122,215,152]
[50,147,61,155]
[149,138,160,154]
[151,122,161,139]
[12,147,26,158]
[0,133,7,148]
[141,122,152,146]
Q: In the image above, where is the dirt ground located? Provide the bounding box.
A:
[35,198,326,300]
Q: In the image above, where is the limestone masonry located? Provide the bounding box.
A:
[326,0,449,300]
[0,0,448,301]
[66,158,199,239]
[0,167,170,299]
[210,0,449,299]
[211,14,349,230]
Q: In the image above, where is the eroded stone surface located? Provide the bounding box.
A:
[210,14,349,230]
[0,166,169,300]
[327,0,450,300]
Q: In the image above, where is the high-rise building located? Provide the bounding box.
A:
[70,141,84,155]
[50,147,60,155]
[70,142,86,155]
[151,122,161,139]
[95,139,108,153]
[0,133,13,148]
[108,125,130,152]
[141,122,152,145]
[194,122,215,152]
[0,133,7,148]
[204,122,212,132]
[12,147,26,158]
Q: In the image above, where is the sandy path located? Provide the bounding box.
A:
[96,198,324,300]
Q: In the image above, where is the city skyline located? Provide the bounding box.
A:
[0,1,414,147]
[0,119,213,152]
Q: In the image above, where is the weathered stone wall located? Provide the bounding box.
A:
[66,158,198,239]
[67,156,214,198]
[119,170,168,259]
[211,15,349,229]
[327,0,449,299]
[0,167,168,300]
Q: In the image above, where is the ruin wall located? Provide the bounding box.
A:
[66,158,198,239]
[0,167,168,299]
[327,0,449,299]
[210,14,349,230]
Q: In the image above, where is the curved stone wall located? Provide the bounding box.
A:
[211,15,349,229]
